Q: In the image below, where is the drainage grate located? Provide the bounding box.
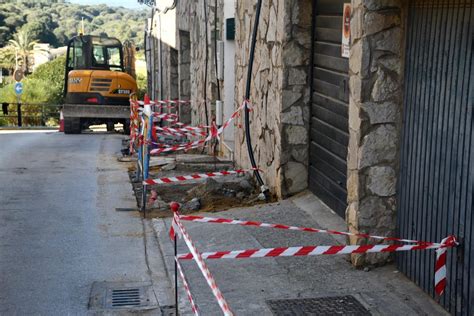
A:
[267,295,371,316]
[109,288,142,308]
[89,281,159,311]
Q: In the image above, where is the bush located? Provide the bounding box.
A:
[136,73,147,100]
[29,55,65,104]
[0,117,8,126]
[0,57,64,126]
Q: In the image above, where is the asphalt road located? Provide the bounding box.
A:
[0,131,159,314]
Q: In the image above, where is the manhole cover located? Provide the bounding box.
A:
[89,281,159,311]
[267,296,371,316]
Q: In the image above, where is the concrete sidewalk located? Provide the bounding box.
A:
[151,191,449,315]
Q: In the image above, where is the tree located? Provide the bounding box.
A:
[8,30,38,74]
[21,21,58,46]
[0,47,16,73]
[0,26,11,47]
[0,1,147,49]
[29,55,66,104]
[4,15,24,31]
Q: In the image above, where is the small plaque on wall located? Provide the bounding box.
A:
[341,3,351,58]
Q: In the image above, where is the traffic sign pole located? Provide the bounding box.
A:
[12,76,24,127]
[14,82,23,127]
[17,95,21,127]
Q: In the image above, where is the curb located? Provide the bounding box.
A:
[151,218,193,315]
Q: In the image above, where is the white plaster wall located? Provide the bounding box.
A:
[223,0,235,148]
[159,9,177,49]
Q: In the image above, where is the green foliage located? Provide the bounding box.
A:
[8,30,38,74]
[0,56,65,105]
[21,21,58,47]
[29,56,66,104]
[0,46,16,70]
[0,0,146,48]
[0,117,8,127]
[136,73,147,100]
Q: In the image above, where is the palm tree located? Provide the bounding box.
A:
[0,47,16,74]
[8,30,38,74]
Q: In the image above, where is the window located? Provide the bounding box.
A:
[107,47,122,70]
[68,40,85,69]
[92,45,106,66]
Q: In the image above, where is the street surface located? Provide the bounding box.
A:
[0,131,158,314]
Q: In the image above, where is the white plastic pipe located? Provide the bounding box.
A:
[217,41,224,80]
[216,100,224,126]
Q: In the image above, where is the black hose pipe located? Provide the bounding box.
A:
[214,0,221,101]
[203,0,210,128]
[244,0,269,200]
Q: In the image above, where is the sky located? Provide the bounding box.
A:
[68,0,145,9]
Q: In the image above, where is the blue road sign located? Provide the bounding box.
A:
[15,82,23,95]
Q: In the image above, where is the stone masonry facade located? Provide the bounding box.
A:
[147,0,408,266]
[148,1,223,126]
[234,0,313,198]
[347,0,405,266]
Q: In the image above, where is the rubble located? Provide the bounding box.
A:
[160,162,176,171]
[182,197,201,213]
[128,154,269,216]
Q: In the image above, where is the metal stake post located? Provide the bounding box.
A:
[171,202,180,315]
[17,96,21,127]
[41,105,45,126]
[175,235,178,315]
[141,184,147,218]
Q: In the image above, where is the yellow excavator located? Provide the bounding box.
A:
[63,35,137,134]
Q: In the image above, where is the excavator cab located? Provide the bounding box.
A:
[63,35,137,134]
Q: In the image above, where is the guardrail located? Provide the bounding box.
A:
[0,102,61,127]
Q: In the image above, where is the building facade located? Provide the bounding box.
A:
[144,1,473,314]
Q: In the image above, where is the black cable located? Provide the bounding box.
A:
[214,0,221,101]
[163,0,178,14]
[159,15,163,107]
[203,0,210,128]
[211,0,220,168]
[147,8,155,97]
[244,0,268,197]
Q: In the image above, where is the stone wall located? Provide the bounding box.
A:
[178,30,191,124]
[147,0,313,199]
[234,0,312,198]
[177,0,223,127]
[347,0,406,266]
[148,1,223,126]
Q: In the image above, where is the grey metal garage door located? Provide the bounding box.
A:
[397,1,473,314]
[309,0,349,217]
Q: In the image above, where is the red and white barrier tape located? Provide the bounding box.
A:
[156,118,184,125]
[150,137,208,155]
[173,213,457,297]
[147,140,190,147]
[176,258,200,316]
[177,242,454,260]
[172,211,234,315]
[149,122,217,154]
[155,128,207,138]
[178,215,438,245]
[143,169,256,185]
[150,101,248,155]
[137,99,191,105]
[157,126,209,133]
[152,113,178,119]
[434,235,457,296]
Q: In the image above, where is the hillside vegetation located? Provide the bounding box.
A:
[0,0,147,48]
